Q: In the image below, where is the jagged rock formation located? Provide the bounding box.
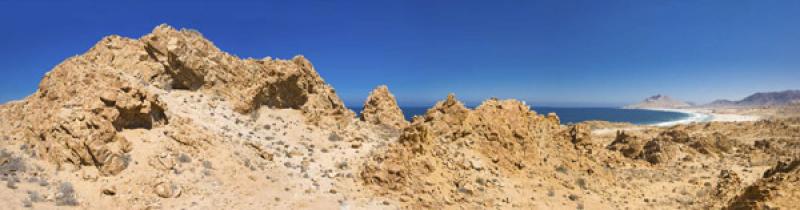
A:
[625,94,690,109]
[608,127,739,165]
[359,85,408,129]
[0,24,353,176]
[140,25,353,124]
[361,94,573,208]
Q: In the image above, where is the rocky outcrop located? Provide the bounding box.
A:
[2,24,353,176]
[569,124,592,146]
[15,61,163,175]
[725,159,800,209]
[608,131,678,165]
[361,95,566,208]
[607,131,646,160]
[139,24,354,125]
[608,127,739,165]
[704,170,744,209]
[359,85,407,129]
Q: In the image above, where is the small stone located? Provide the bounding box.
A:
[154,182,181,198]
[568,194,579,201]
[102,187,117,196]
[470,159,483,171]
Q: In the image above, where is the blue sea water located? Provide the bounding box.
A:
[350,106,690,125]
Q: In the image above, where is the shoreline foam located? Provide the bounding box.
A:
[642,108,760,126]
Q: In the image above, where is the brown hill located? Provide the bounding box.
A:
[625,94,690,109]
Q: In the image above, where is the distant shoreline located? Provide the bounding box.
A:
[637,108,760,126]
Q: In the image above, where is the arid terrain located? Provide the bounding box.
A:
[1,25,799,210]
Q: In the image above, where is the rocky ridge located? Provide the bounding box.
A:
[706,90,800,108]
[1,24,353,176]
[0,25,799,209]
[361,95,603,208]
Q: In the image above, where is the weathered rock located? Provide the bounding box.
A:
[546,112,560,125]
[141,24,354,126]
[726,159,800,209]
[362,95,564,208]
[360,85,408,129]
[1,24,355,176]
[569,124,592,146]
[608,131,646,159]
[641,139,677,164]
[704,170,742,209]
[154,181,182,198]
[422,93,470,137]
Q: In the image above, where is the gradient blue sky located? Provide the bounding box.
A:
[1,0,798,107]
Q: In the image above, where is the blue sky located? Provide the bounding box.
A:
[1,0,798,107]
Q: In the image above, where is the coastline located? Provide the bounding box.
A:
[640,108,760,126]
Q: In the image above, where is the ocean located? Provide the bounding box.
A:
[350,106,691,125]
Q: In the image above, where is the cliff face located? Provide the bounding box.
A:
[625,94,690,109]
[2,24,353,176]
[359,85,408,129]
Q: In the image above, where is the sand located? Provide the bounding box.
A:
[642,108,760,127]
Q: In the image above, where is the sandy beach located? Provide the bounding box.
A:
[643,108,761,127]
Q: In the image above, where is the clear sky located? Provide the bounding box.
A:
[1,0,798,107]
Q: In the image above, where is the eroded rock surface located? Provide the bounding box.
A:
[1,24,353,176]
[359,85,407,129]
[361,95,569,208]
[726,159,800,209]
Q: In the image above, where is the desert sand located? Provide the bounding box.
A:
[1,25,799,210]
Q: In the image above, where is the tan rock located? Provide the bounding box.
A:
[726,159,800,209]
[154,181,182,198]
[2,24,355,176]
[361,95,564,208]
[608,131,646,159]
[140,24,353,126]
[360,85,408,129]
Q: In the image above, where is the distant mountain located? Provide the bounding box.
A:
[624,94,690,109]
[705,90,800,107]
[705,99,737,107]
